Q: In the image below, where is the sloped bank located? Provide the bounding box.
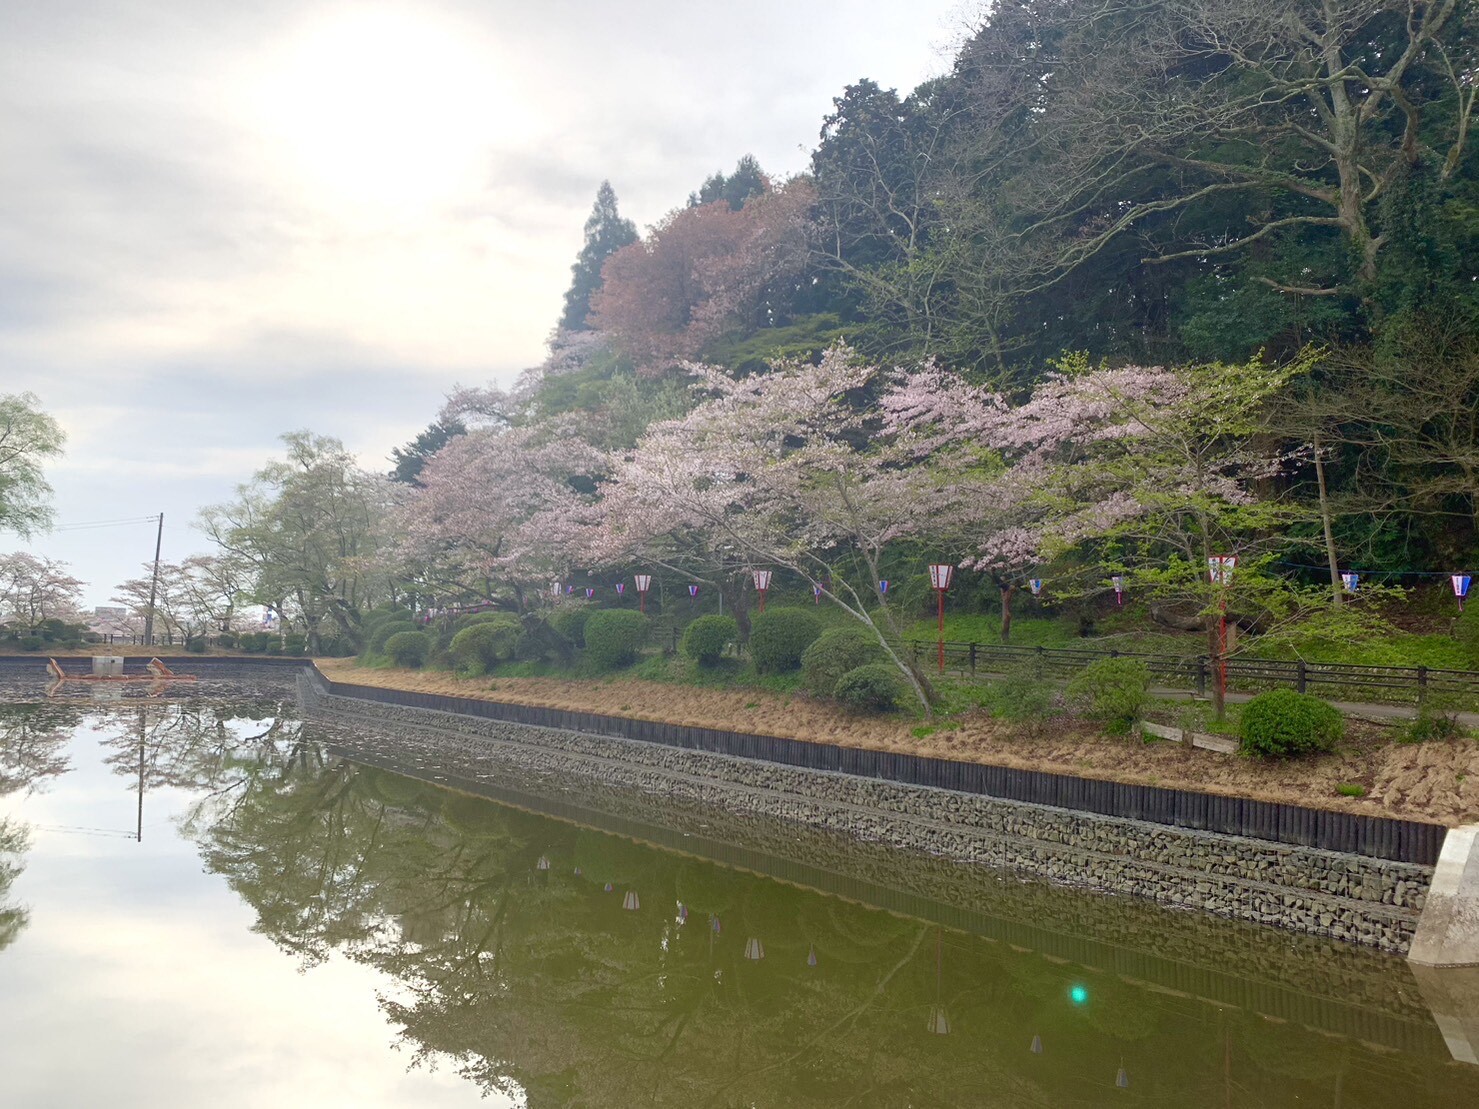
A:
[301,667,1435,954]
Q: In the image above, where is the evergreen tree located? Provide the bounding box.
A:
[559,182,638,332]
[389,418,466,487]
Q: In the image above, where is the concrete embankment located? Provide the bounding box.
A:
[300,670,1433,954]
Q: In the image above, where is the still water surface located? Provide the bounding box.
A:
[3,693,1479,1107]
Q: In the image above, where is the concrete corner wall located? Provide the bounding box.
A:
[1410,825,1479,967]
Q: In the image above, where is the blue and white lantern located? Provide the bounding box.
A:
[615,582,625,595]
[1341,572,1359,594]
[1028,579,1043,597]
[878,580,889,594]
[1454,573,1473,611]
[688,584,700,598]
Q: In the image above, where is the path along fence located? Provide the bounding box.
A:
[902,639,1479,707]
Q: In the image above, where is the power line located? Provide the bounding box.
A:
[51,516,161,532]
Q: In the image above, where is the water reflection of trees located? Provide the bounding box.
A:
[0,702,80,797]
[180,742,1479,1109]
[0,817,29,951]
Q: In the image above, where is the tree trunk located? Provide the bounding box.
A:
[999,582,1016,644]
[1313,433,1342,607]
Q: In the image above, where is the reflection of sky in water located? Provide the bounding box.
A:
[0,706,498,1109]
[3,697,1479,1106]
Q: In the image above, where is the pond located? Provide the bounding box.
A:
[3,690,1479,1107]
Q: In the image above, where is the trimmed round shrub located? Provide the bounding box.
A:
[1239,689,1344,758]
[283,632,307,655]
[369,619,417,655]
[749,607,823,674]
[835,663,906,713]
[264,641,283,656]
[801,626,886,696]
[185,638,208,653]
[384,630,431,668]
[1065,657,1150,735]
[19,636,43,651]
[449,615,522,674]
[984,663,1059,723]
[215,632,236,649]
[453,610,514,635]
[682,614,738,665]
[585,610,648,671]
[550,607,592,648]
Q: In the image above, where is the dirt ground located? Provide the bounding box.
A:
[316,659,1479,827]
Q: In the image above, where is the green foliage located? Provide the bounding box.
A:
[1456,602,1479,669]
[185,638,208,654]
[550,607,593,648]
[513,620,573,665]
[748,607,823,674]
[18,636,42,652]
[384,631,431,669]
[682,614,738,666]
[800,626,886,696]
[389,418,465,486]
[1065,658,1149,735]
[983,663,1059,723]
[584,610,648,671]
[215,632,236,649]
[0,392,66,536]
[1239,690,1344,759]
[1403,696,1467,744]
[449,616,522,675]
[368,619,416,656]
[1336,783,1367,799]
[283,633,307,655]
[834,663,906,713]
[560,181,639,332]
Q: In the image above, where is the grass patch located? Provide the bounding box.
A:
[1336,783,1367,798]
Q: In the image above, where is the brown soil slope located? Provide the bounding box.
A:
[316,659,1479,827]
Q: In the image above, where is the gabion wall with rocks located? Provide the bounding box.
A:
[300,675,1432,954]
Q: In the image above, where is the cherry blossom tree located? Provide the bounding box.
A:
[601,345,961,710]
[588,180,815,373]
[0,552,84,631]
[392,417,610,612]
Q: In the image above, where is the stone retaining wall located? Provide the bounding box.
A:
[301,675,1432,953]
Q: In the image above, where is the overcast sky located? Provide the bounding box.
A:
[2,0,970,605]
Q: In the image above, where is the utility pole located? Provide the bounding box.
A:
[143,512,163,647]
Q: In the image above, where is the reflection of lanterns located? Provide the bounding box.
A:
[927,928,949,1035]
[710,915,722,935]
[807,945,818,967]
[573,867,582,876]
[676,902,688,923]
[1030,1034,1043,1054]
[926,1008,951,1035]
[603,882,613,892]
[536,855,550,871]
[622,890,640,911]
[743,938,765,960]
[1116,1066,1129,1089]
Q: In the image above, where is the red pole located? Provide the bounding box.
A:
[1218,598,1228,705]
[758,589,767,614]
[937,589,946,673]
[639,591,646,614]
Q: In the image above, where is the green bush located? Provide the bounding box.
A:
[801,627,886,696]
[1403,699,1466,743]
[585,610,648,671]
[452,610,513,635]
[984,663,1060,722]
[1065,658,1150,735]
[1239,689,1344,758]
[682,614,738,665]
[550,607,593,648]
[185,638,208,653]
[368,619,417,655]
[283,632,307,655]
[514,620,574,664]
[449,615,522,674]
[215,632,236,649]
[264,641,283,656]
[835,663,907,713]
[19,636,43,652]
[384,630,431,668]
[749,607,823,673]
[1336,782,1367,798]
